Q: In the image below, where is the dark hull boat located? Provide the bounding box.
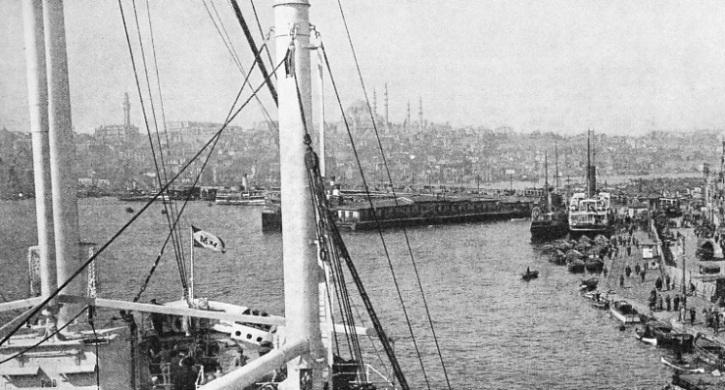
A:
[530,218,569,241]
[635,320,694,350]
[522,269,539,281]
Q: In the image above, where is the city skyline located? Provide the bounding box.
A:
[1,1,725,136]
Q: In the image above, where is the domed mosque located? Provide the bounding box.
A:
[339,99,386,133]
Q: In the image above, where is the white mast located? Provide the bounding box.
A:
[318,45,326,178]
[275,1,325,389]
[23,0,56,303]
[43,0,83,325]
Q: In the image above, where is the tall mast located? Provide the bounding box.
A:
[23,0,56,302]
[274,1,325,389]
[44,0,83,325]
[544,151,550,212]
[586,129,592,198]
[317,45,325,178]
[384,83,389,132]
[555,142,559,189]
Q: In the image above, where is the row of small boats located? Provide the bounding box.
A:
[540,234,610,273]
[581,282,725,383]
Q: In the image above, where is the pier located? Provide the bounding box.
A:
[584,217,725,389]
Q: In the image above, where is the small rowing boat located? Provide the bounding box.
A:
[610,300,641,324]
[693,333,725,369]
[661,356,705,373]
[522,268,539,281]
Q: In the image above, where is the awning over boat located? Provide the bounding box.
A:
[0,365,40,376]
[59,362,96,374]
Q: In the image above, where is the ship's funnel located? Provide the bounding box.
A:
[588,166,597,196]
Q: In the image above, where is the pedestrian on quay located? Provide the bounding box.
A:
[625,264,632,278]
[656,276,663,291]
[674,294,680,312]
[665,275,671,291]
[657,294,664,311]
[704,308,711,328]
[620,274,625,287]
[627,245,632,256]
[665,295,671,311]
[635,263,641,276]
[690,307,697,325]
[715,310,720,334]
[643,262,648,271]
[641,268,646,283]
[603,266,608,278]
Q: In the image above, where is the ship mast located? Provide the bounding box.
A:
[586,130,591,198]
[544,152,550,212]
[44,0,84,325]
[555,142,559,189]
[275,0,325,388]
[22,0,56,304]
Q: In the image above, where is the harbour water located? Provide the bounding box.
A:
[0,199,670,389]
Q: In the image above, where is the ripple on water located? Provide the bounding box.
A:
[0,201,671,388]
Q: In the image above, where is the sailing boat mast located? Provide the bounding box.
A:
[555,142,559,189]
[586,129,591,198]
[544,152,550,212]
[275,0,325,388]
[43,0,84,325]
[22,0,56,303]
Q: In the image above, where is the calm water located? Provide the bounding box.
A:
[0,199,670,389]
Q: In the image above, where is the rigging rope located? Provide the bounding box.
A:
[202,0,279,136]
[230,0,278,106]
[335,1,453,387]
[286,45,406,386]
[318,41,428,390]
[131,0,188,278]
[303,142,409,390]
[143,0,188,272]
[248,0,277,82]
[123,0,188,289]
[88,306,102,387]
[0,58,287,349]
[133,41,268,303]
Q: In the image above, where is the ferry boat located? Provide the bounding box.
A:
[568,192,614,237]
[215,191,266,206]
[335,194,532,231]
[567,130,614,238]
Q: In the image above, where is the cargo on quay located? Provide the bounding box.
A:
[334,194,533,230]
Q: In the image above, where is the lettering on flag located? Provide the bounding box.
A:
[192,225,226,253]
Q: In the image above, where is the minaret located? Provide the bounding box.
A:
[373,89,377,115]
[123,92,131,128]
[384,83,389,132]
[418,97,423,132]
[406,100,411,129]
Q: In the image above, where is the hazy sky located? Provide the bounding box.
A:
[1,1,725,135]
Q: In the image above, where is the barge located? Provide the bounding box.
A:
[335,194,532,231]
